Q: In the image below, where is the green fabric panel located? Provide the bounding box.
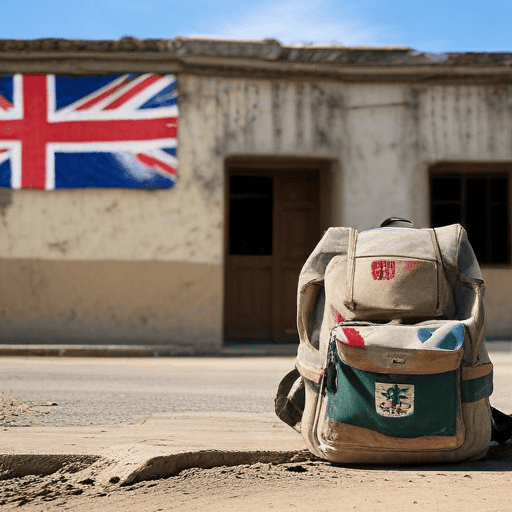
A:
[461,371,493,403]
[326,359,458,438]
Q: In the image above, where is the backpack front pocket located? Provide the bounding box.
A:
[315,322,466,453]
[324,359,459,439]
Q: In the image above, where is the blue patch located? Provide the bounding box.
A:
[418,327,436,343]
[418,324,464,350]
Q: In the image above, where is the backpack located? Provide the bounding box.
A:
[276,223,496,464]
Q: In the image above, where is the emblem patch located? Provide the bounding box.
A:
[375,382,414,417]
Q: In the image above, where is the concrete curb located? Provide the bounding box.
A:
[0,414,309,484]
[0,454,101,479]
[0,343,299,358]
[0,450,311,485]
[84,449,311,486]
[0,341,508,358]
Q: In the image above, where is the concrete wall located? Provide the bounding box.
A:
[0,186,222,348]
[1,74,512,345]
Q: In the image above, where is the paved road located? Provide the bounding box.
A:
[0,351,511,428]
[0,356,296,427]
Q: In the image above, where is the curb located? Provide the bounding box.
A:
[0,343,299,358]
[0,454,100,479]
[0,450,311,485]
[93,449,312,486]
[0,341,508,358]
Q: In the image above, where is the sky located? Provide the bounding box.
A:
[2,0,512,53]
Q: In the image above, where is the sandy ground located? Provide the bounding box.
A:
[1,442,512,512]
[0,392,57,428]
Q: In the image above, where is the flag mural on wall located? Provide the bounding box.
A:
[0,74,178,189]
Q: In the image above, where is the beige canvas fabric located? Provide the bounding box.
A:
[289,224,492,464]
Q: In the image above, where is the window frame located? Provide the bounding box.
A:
[429,163,512,267]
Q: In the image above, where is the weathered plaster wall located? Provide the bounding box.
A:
[0,259,220,346]
[0,188,220,263]
[0,187,223,347]
[2,73,512,343]
[340,84,417,230]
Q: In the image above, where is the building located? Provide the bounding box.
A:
[0,37,511,352]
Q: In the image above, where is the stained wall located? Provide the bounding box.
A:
[1,74,512,344]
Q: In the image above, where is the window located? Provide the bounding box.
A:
[430,166,510,265]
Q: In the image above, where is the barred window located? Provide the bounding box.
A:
[430,165,510,265]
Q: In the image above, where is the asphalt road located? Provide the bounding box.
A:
[0,350,511,428]
[0,356,296,427]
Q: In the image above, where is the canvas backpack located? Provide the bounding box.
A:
[276,223,495,464]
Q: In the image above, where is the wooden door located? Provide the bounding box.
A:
[224,171,320,343]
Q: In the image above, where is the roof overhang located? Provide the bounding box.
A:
[1,37,512,84]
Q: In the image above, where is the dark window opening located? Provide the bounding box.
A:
[229,175,273,255]
[430,171,510,265]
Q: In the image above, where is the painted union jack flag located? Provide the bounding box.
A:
[0,74,178,189]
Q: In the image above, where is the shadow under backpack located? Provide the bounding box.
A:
[275,222,510,464]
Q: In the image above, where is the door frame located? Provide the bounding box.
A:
[223,156,332,343]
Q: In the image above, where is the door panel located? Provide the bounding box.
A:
[275,175,320,342]
[224,256,272,339]
[225,170,320,343]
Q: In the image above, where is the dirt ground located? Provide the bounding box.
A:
[1,443,512,512]
[1,392,512,511]
[0,392,56,428]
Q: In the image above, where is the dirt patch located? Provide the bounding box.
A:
[0,392,56,428]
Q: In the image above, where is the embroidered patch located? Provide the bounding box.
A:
[375,383,414,417]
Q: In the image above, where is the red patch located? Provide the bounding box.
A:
[371,260,396,280]
[333,309,344,323]
[333,310,365,347]
[338,327,365,348]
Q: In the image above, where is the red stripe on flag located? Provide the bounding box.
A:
[103,75,162,110]
[136,153,176,176]
[75,78,129,111]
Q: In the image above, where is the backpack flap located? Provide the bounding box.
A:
[334,321,464,375]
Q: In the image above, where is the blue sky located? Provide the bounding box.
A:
[2,0,512,52]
